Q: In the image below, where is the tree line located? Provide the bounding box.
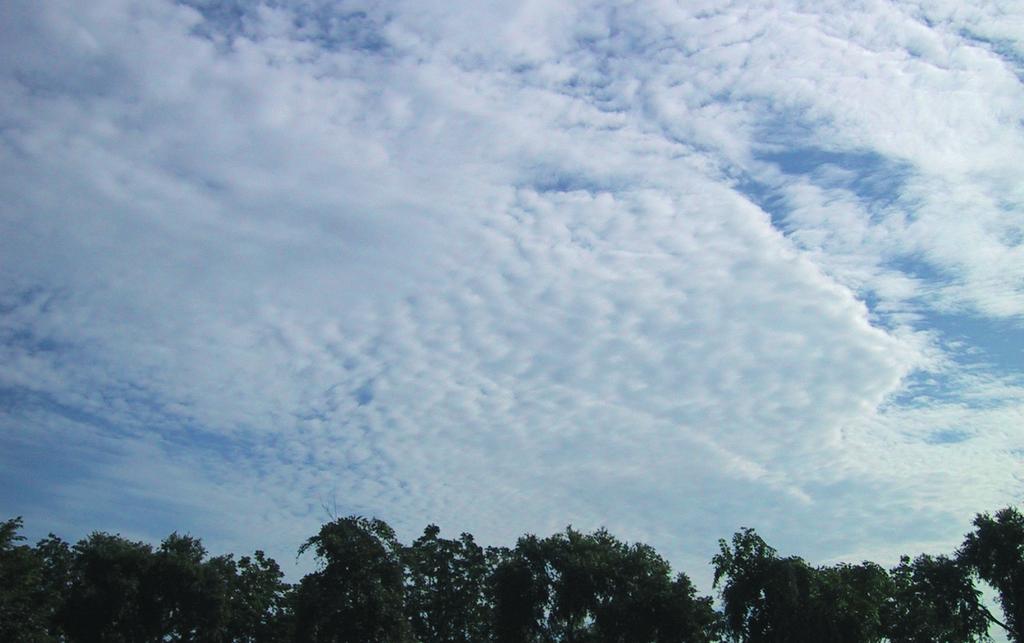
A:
[0,506,1021,642]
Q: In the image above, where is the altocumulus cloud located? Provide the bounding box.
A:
[1,0,1022,585]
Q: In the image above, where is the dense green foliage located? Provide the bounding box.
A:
[959,507,1024,641]
[0,506,1021,642]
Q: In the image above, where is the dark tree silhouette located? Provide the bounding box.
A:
[713,528,892,643]
[3,504,1022,643]
[545,527,718,642]
[34,532,74,640]
[294,516,412,642]
[489,526,719,642]
[403,524,491,642]
[489,536,552,642]
[13,526,293,643]
[230,550,294,642]
[712,527,781,642]
[807,561,890,642]
[882,554,990,643]
[58,532,161,642]
[960,506,1024,641]
[0,517,51,641]
[145,532,241,641]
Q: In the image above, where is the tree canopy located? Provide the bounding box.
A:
[0,505,1021,642]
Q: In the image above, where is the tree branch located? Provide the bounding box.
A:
[982,605,1011,634]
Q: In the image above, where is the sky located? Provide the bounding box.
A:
[1,0,1023,595]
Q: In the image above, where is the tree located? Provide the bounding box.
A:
[547,528,717,642]
[145,532,236,641]
[0,517,51,642]
[811,562,890,643]
[657,573,722,643]
[34,533,74,641]
[11,508,1023,643]
[229,550,293,642]
[488,537,552,643]
[882,554,990,643]
[546,527,613,641]
[294,516,412,642]
[58,532,161,642]
[959,507,1024,641]
[713,528,890,643]
[403,524,491,642]
[489,527,719,642]
[712,528,781,642]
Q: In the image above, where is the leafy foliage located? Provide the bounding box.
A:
[231,550,294,642]
[489,527,719,642]
[0,517,51,641]
[403,524,492,642]
[2,505,1022,642]
[710,511,1023,643]
[489,537,552,642]
[959,507,1024,641]
[294,516,412,642]
[0,522,294,643]
[882,554,990,643]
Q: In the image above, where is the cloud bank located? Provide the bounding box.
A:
[1,0,1022,585]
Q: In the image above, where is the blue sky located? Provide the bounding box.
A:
[1,0,1023,595]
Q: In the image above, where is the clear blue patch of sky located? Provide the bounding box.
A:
[923,310,1024,376]
[884,317,1023,413]
[884,369,963,409]
[925,429,971,445]
[885,254,944,282]
[354,378,375,406]
[733,143,916,240]
[522,165,621,194]
[755,146,914,213]
[862,256,1019,384]
[0,426,95,515]
[733,175,789,232]
[887,254,1024,377]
